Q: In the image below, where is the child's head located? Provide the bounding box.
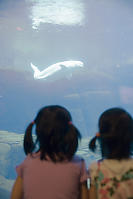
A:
[24,105,81,162]
[89,107,133,160]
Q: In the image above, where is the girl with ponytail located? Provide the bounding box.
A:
[11,105,88,199]
[88,107,133,199]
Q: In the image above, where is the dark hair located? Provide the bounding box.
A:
[89,107,133,160]
[24,105,81,162]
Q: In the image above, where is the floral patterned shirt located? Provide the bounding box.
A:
[89,159,133,199]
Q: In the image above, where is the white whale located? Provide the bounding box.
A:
[31,61,84,80]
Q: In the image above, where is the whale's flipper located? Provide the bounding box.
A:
[31,63,40,74]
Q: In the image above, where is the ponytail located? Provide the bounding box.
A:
[89,136,97,152]
[24,122,35,155]
[64,123,81,161]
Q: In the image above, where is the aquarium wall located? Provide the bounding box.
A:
[0,0,133,198]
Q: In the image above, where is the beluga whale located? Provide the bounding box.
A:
[31,60,84,81]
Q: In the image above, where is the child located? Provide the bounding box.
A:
[11,105,88,199]
[88,107,133,199]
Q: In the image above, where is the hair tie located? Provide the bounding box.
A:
[31,121,35,125]
[96,132,100,137]
[68,121,72,125]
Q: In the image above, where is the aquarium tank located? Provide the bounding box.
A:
[0,0,133,198]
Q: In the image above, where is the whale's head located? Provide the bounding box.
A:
[74,61,84,68]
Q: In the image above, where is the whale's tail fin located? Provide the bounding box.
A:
[30,63,41,79]
[31,63,40,74]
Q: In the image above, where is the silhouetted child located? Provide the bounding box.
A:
[88,107,133,199]
[11,105,88,199]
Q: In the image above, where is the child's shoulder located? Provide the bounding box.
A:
[20,152,40,164]
[89,158,133,175]
[72,155,85,162]
[90,158,133,165]
[89,159,103,169]
[23,154,85,165]
[70,155,86,168]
